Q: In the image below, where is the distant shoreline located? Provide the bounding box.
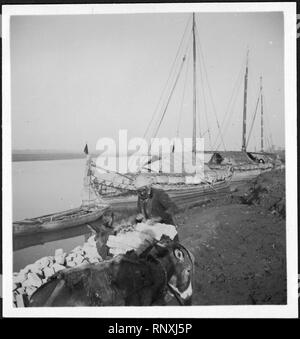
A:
[12,149,285,162]
[12,153,87,162]
[11,150,144,162]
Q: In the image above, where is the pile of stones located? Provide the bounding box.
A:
[13,235,102,307]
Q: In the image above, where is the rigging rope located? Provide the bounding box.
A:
[176,47,191,137]
[200,129,209,137]
[143,16,193,141]
[196,32,212,150]
[219,74,243,148]
[195,25,226,151]
[215,82,243,150]
[213,58,244,150]
[263,111,272,151]
[149,32,193,144]
[262,94,274,150]
[246,88,261,148]
[197,98,202,139]
[91,161,134,181]
[151,54,188,141]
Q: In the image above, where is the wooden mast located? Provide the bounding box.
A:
[241,49,249,152]
[192,13,197,161]
[260,76,264,152]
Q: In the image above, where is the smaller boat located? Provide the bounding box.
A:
[206,52,283,183]
[13,203,110,236]
[207,150,274,183]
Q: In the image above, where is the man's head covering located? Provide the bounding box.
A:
[134,174,152,189]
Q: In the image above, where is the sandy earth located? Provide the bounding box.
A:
[176,170,286,305]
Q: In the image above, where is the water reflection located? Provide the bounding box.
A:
[13,224,90,251]
[12,158,90,271]
[13,225,96,272]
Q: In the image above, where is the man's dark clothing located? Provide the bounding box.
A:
[137,188,179,225]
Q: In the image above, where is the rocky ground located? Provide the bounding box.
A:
[177,169,286,305]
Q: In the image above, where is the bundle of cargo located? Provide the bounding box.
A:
[16,220,193,307]
[107,222,178,256]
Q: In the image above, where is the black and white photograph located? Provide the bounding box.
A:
[2,2,298,318]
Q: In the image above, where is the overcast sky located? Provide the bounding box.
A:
[11,12,284,152]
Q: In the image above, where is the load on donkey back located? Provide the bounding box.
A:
[29,175,194,306]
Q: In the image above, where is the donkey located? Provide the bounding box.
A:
[28,239,194,307]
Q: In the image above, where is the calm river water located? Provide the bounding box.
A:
[13,158,90,271]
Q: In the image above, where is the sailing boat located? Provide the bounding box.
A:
[87,13,233,209]
[207,50,278,183]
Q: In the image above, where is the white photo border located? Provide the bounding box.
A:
[2,2,298,318]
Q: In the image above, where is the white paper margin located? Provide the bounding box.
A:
[2,2,298,318]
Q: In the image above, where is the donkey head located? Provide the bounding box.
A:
[150,240,194,305]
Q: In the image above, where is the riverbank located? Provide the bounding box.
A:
[177,169,286,304]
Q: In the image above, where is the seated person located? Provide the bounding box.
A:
[134,174,179,228]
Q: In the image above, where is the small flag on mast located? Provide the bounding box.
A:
[84,144,89,155]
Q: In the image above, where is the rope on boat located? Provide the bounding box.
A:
[246,87,261,149]
[143,15,193,142]
[91,160,134,181]
[194,24,226,152]
[176,44,191,139]
[145,19,193,151]
[261,95,274,151]
[197,41,212,150]
[151,53,188,141]
[213,57,244,150]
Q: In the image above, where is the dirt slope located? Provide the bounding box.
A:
[177,170,286,305]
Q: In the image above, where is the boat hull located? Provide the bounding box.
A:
[13,205,110,236]
[102,179,231,210]
[231,168,271,182]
